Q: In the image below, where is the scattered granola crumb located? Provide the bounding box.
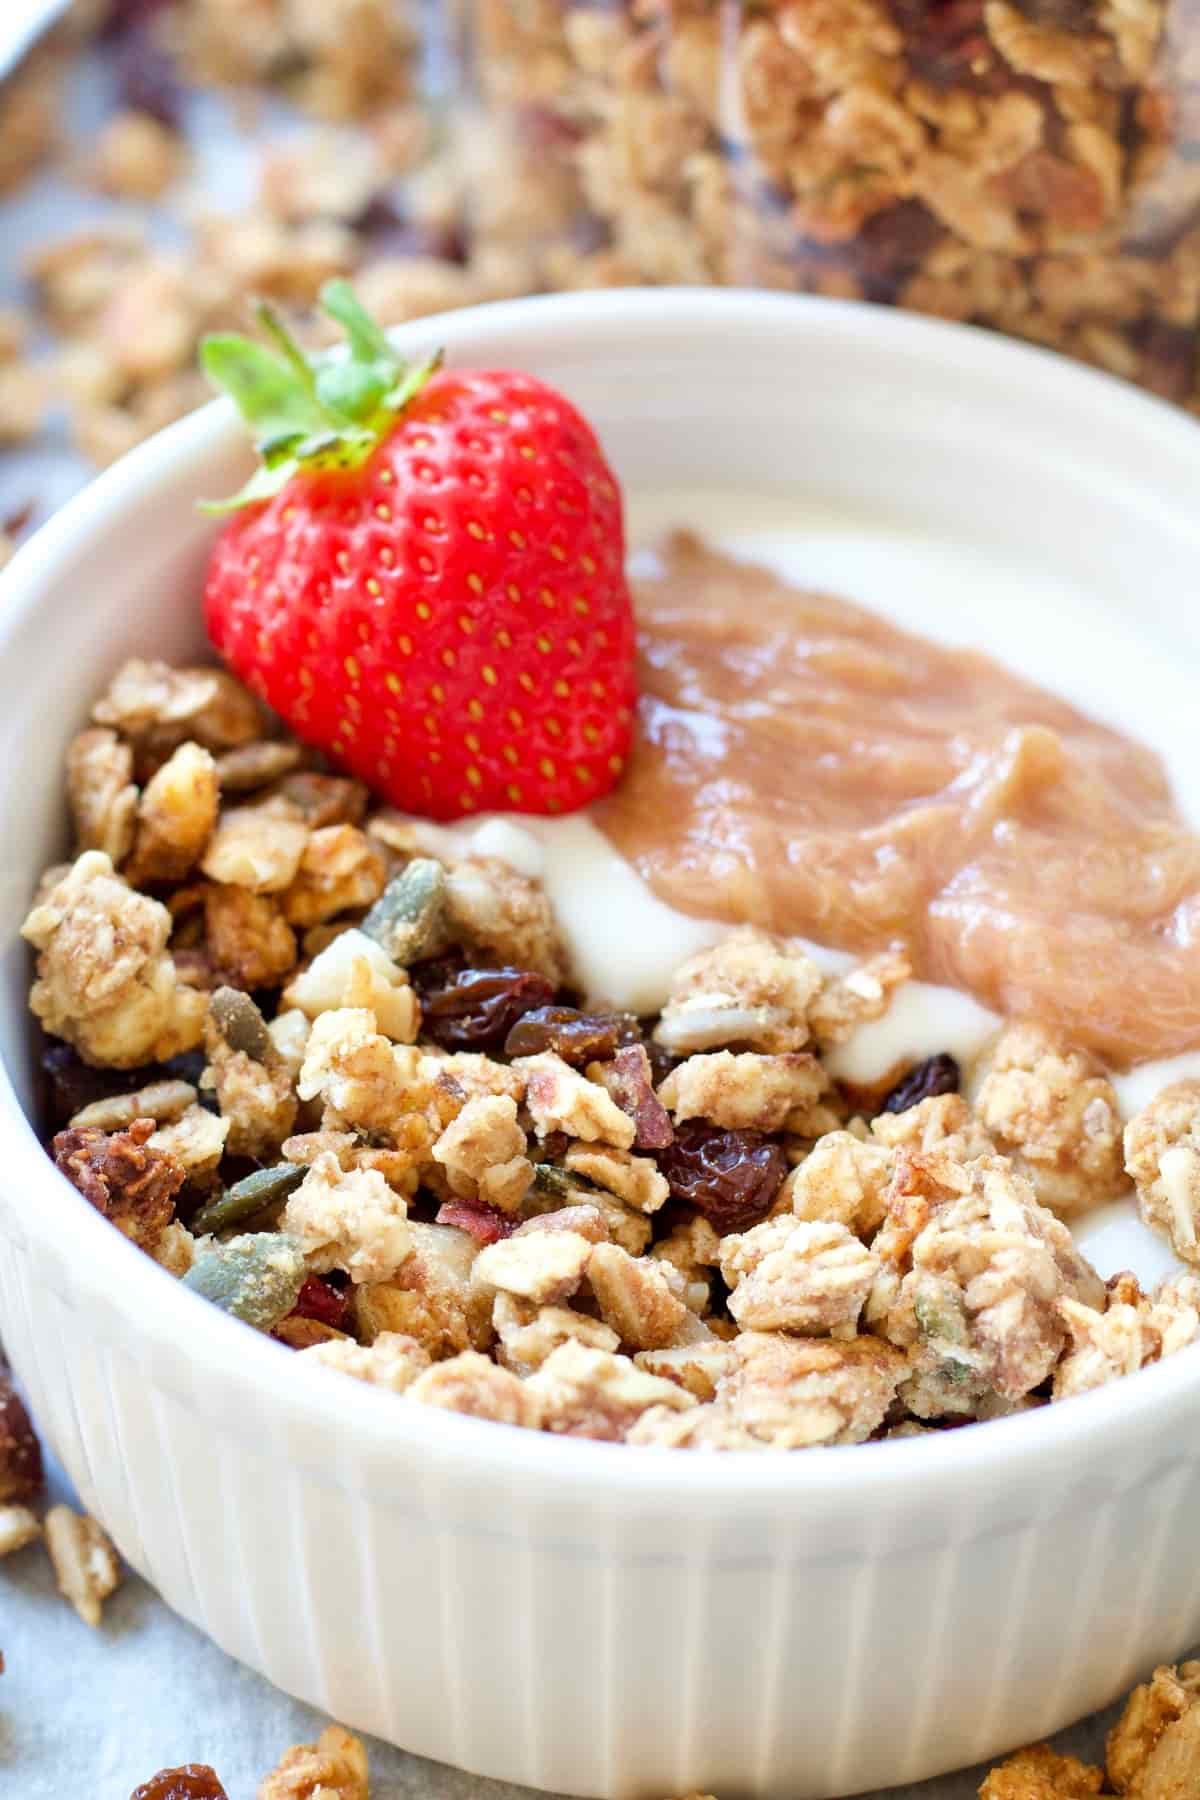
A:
[43,1504,122,1628]
[257,1724,369,1800]
[0,1505,43,1558]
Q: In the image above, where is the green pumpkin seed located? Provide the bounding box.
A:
[182,1232,307,1330]
[361,857,451,964]
[189,1162,307,1237]
[210,986,272,1062]
[532,1162,598,1203]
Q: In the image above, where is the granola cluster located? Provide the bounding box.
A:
[982,1660,1200,1800]
[25,656,1200,1451]
[472,0,1200,408]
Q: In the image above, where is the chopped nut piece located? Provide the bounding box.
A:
[66,727,137,864]
[659,1049,827,1132]
[654,928,823,1055]
[43,1504,122,1628]
[718,1331,907,1448]
[202,807,310,894]
[300,1330,431,1393]
[563,1143,669,1213]
[1051,1274,1200,1402]
[280,825,386,926]
[52,1117,185,1257]
[407,1350,543,1426]
[721,1219,880,1336]
[284,927,419,1042]
[257,1724,369,1800]
[23,852,207,1067]
[515,1052,637,1148]
[0,1504,42,1558]
[976,1021,1126,1218]
[979,1743,1104,1800]
[1107,1663,1200,1797]
[283,1152,411,1284]
[473,1230,594,1305]
[1125,1081,1200,1264]
[432,1094,533,1214]
[492,1293,620,1375]
[125,742,219,885]
[588,1243,699,1350]
[786,1131,893,1238]
[527,1341,697,1441]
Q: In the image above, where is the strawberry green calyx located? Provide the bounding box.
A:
[199,279,441,512]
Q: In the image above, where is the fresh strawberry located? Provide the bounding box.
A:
[199,283,636,820]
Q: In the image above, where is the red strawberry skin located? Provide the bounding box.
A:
[204,368,637,819]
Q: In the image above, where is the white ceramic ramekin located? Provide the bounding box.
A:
[4,292,1200,1800]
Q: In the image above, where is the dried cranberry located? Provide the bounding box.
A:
[891,0,1004,93]
[129,1768,229,1800]
[290,1275,348,1332]
[880,1053,960,1114]
[656,1120,787,1233]
[100,0,172,40]
[115,36,184,128]
[354,192,469,263]
[503,1006,629,1066]
[436,1200,517,1245]
[602,1043,674,1150]
[416,965,556,1052]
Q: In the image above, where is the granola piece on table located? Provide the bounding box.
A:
[43,1504,122,1628]
[258,1725,369,1800]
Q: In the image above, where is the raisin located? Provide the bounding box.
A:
[415,964,556,1052]
[891,0,1005,93]
[354,192,469,264]
[435,1200,518,1245]
[642,1039,679,1087]
[503,1006,630,1065]
[880,1053,961,1114]
[129,1768,229,1800]
[0,1374,43,1505]
[290,1274,349,1332]
[656,1120,787,1234]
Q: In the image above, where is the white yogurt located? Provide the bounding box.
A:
[408,491,1200,1281]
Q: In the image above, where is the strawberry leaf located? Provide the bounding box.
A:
[199,282,442,510]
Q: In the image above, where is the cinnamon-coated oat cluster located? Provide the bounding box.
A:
[22,655,1200,1451]
[472,0,1200,408]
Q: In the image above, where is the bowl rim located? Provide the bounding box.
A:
[5,283,1200,1509]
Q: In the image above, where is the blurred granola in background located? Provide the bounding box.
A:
[3,0,1200,559]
